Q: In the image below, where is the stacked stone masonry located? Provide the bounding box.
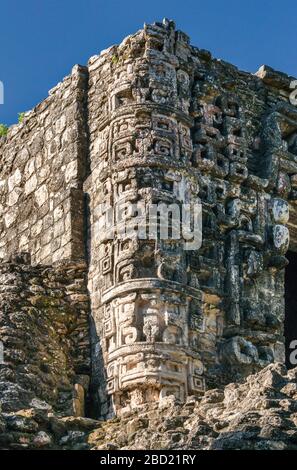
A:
[0,254,90,416]
[0,19,297,419]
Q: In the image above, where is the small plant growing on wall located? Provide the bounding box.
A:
[0,123,8,137]
[18,112,25,123]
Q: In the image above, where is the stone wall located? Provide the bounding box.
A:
[0,254,90,416]
[0,65,88,264]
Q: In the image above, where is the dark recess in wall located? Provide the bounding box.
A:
[285,251,297,368]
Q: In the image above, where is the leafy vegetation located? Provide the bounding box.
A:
[0,123,8,137]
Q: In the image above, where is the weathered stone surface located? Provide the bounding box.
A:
[1,364,297,450]
[84,18,296,416]
[0,257,90,416]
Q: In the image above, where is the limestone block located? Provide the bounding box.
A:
[35,185,48,207]
[271,198,289,224]
[8,169,22,191]
[221,336,259,365]
[273,224,290,253]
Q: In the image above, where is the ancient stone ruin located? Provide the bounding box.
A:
[1,19,297,422]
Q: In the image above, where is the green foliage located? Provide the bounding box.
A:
[0,123,8,137]
[111,54,119,64]
[18,112,25,123]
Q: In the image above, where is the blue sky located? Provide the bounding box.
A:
[0,0,296,125]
